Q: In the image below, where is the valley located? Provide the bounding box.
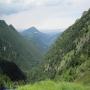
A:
[0,5,90,90]
[0,19,60,86]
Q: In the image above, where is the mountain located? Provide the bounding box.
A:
[21,27,60,54]
[45,9,90,84]
[0,20,44,81]
[21,27,47,54]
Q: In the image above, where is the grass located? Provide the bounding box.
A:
[18,80,90,90]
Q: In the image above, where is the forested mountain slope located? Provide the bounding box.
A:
[0,20,43,72]
[45,9,90,84]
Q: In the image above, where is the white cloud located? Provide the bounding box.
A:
[0,0,90,31]
[0,0,90,15]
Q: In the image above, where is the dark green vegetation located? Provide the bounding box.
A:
[0,58,26,81]
[18,80,90,90]
[0,20,45,82]
[45,9,90,85]
[0,20,42,70]
[0,20,59,84]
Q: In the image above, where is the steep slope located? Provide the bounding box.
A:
[45,9,90,84]
[0,20,42,72]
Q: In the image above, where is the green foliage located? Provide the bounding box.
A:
[0,20,46,82]
[0,74,13,88]
[45,9,90,83]
[0,20,43,71]
[0,59,26,81]
[18,80,90,90]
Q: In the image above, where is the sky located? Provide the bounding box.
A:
[0,0,90,32]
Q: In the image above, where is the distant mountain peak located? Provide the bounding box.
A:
[22,26,40,35]
[28,26,40,32]
[30,26,37,30]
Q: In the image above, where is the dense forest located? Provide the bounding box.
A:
[45,9,90,84]
[0,20,45,85]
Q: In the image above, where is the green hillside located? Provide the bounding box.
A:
[0,20,43,80]
[44,9,90,84]
[18,80,90,90]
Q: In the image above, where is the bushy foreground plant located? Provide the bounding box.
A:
[18,80,90,90]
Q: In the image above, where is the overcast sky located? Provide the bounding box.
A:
[0,0,90,32]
